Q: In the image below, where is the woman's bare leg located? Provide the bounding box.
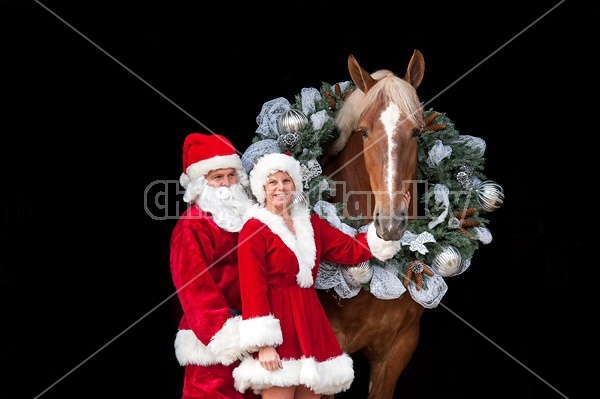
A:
[295,385,320,399]
[261,386,295,399]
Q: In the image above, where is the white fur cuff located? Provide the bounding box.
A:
[174,316,245,367]
[366,222,401,261]
[239,315,283,351]
[207,316,244,365]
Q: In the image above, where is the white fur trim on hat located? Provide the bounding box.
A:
[249,153,303,205]
[185,153,245,182]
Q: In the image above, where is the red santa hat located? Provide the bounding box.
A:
[249,152,303,205]
[180,133,247,188]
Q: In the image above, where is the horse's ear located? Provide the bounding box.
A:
[403,49,425,89]
[348,54,378,93]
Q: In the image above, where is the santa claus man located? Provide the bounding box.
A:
[169,132,259,399]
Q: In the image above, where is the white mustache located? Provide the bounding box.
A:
[214,186,233,200]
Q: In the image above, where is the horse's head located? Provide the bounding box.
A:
[333,50,425,241]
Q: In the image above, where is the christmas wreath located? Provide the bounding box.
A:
[242,80,504,308]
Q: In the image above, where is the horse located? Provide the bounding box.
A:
[317,49,429,399]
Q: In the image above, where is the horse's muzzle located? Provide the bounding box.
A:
[374,211,408,241]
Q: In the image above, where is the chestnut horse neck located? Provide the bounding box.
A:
[321,51,425,240]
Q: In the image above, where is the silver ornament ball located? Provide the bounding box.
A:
[475,180,504,212]
[277,109,308,135]
[341,262,373,287]
[431,246,462,277]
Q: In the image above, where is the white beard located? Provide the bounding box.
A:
[196,183,252,232]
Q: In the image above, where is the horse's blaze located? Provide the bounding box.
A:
[364,103,415,241]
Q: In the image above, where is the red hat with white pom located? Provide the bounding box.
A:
[179,133,247,189]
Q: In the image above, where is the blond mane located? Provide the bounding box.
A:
[329,69,423,156]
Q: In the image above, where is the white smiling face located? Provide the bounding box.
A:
[264,171,296,211]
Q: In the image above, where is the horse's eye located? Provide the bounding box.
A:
[358,128,368,139]
[411,127,422,138]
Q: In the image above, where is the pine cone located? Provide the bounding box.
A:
[334,83,342,97]
[422,264,435,277]
[414,273,423,290]
[324,91,337,110]
[424,112,438,126]
[460,218,481,228]
[457,227,472,236]
[423,124,446,133]
[454,207,477,219]
[403,267,414,287]
[421,111,446,134]
[403,260,433,290]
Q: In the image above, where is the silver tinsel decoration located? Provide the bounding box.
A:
[430,246,462,277]
[456,165,474,190]
[277,132,300,148]
[277,108,308,135]
[447,217,461,229]
[446,135,486,158]
[474,180,504,212]
[240,139,281,174]
[300,159,323,188]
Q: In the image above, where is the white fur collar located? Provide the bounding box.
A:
[245,204,317,288]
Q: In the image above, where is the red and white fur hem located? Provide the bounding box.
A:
[232,353,354,396]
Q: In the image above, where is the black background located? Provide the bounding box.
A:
[1,1,592,398]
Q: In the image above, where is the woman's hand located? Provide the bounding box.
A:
[258,346,282,371]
